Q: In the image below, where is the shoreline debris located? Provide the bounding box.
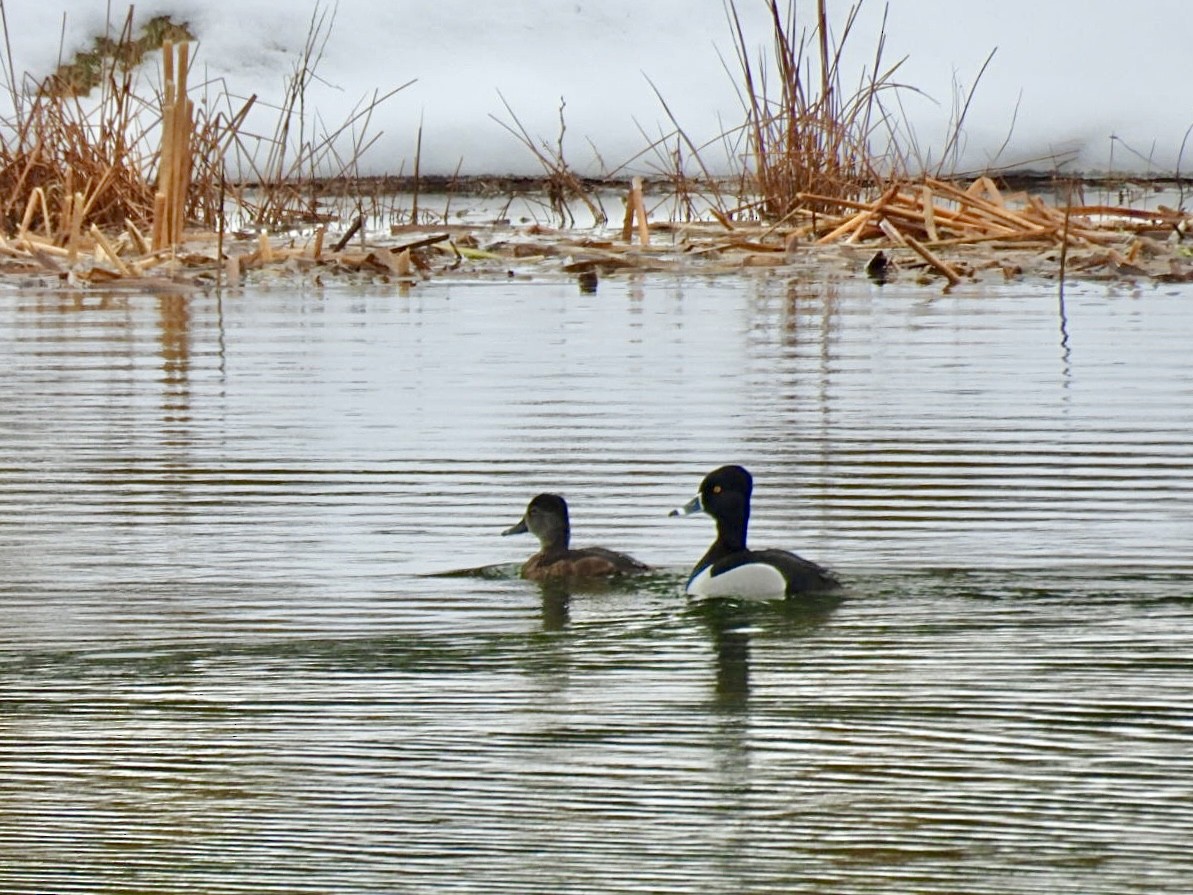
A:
[2,173,1190,292]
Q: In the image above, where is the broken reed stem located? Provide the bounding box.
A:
[151,193,166,248]
[19,187,43,236]
[332,215,363,252]
[921,185,938,242]
[903,231,963,288]
[125,220,151,254]
[58,191,72,245]
[153,39,194,249]
[90,224,132,275]
[257,230,273,263]
[172,41,192,243]
[68,191,84,262]
[625,177,653,245]
[157,40,175,248]
[876,216,907,247]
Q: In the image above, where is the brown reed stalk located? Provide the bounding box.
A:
[152,38,194,248]
[628,0,908,226]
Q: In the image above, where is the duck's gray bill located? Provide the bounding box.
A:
[502,518,528,536]
[669,495,702,517]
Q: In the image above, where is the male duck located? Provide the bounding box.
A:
[671,465,838,599]
[503,493,650,581]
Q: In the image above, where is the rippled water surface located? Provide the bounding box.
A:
[2,274,1192,893]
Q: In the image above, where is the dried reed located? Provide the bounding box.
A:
[723,0,905,220]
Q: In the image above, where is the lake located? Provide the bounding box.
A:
[2,270,1192,893]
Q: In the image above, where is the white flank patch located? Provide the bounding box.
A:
[687,563,786,600]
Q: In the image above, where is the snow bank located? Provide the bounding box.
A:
[6,1,1189,177]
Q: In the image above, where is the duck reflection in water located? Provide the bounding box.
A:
[695,594,843,711]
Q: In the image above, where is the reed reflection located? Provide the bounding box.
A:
[157,293,192,432]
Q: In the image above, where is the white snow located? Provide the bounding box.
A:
[4,0,1189,178]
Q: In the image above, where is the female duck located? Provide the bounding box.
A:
[671,465,837,599]
[503,493,650,582]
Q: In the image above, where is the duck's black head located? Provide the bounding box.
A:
[699,464,754,550]
[503,493,571,551]
[671,465,756,550]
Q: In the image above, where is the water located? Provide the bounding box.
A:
[2,273,1192,893]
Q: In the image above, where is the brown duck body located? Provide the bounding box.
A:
[504,493,649,582]
[521,545,649,581]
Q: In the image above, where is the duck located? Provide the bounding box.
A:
[503,493,650,582]
[671,465,838,599]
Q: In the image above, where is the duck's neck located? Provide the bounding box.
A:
[536,522,570,559]
[693,512,748,575]
[715,507,749,554]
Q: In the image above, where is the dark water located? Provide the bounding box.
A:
[2,275,1192,893]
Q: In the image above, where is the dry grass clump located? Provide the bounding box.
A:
[0,2,406,254]
[623,0,908,228]
[723,0,903,221]
[0,8,246,242]
[0,80,155,235]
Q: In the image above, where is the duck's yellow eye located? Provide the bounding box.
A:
[712,485,722,494]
